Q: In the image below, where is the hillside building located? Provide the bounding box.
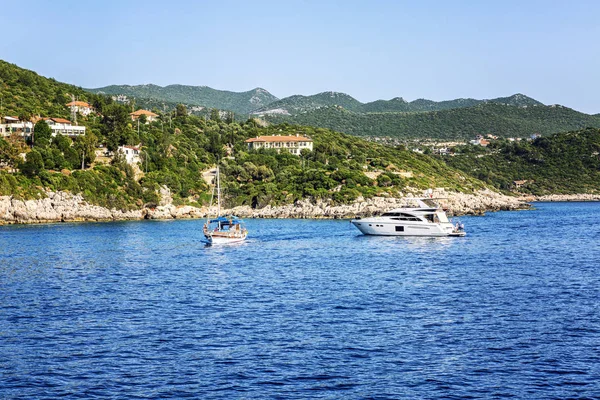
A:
[130,109,159,123]
[44,117,86,137]
[0,116,33,137]
[513,180,533,190]
[118,145,141,165]
[245,134,313,155]
[66,101,95,116]
[470,135,490,147]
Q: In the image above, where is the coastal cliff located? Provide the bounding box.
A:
[0,189,529,225]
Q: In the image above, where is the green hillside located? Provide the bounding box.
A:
[221,124,487,208]
[0,60,103,118]
[88,84,278,115]
[1,116,488,210]
[444,128,600,194]
[266,103,600,140]
[0,60,490,210]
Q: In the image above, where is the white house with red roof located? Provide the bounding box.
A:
[130,109,159,122]
[66,100,95,116]
[44,117,86,137]
[245,134,313,155]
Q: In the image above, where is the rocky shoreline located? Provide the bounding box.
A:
[522,194,600,202]
[0,189,532,225]
[227,189,530,219]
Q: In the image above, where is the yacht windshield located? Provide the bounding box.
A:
[421,198,439,208]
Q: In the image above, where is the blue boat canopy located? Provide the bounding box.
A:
[208,216,245,224]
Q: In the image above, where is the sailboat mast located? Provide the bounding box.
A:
[216,165,221,216]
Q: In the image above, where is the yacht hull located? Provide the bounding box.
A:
[351,219,455,237]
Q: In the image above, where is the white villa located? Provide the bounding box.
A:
[1,116,86,138]
[130,109,159,122]
[118,145,141,165]
[245,134,313,155]
[0,116,34,137]
[66,101,95,116]
[44,117,86,137]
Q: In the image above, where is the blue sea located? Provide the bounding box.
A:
[1,202,599,399]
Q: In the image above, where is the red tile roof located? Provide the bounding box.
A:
[45,117,72,124]
[122,145,140,151]
[245,135,312,143]
[66,101,92,107]
[130,109,158,117]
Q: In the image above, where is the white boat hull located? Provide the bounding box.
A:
[205,232,248,245]
[351,219,455,237]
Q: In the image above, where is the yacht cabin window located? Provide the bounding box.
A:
[382,212,421,221]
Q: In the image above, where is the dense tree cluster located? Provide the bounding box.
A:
[444,128,600,194]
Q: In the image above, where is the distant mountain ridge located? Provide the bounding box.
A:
[88,84,279,115]
[253,92,545,115]
[264,102,600,140]
[86,81,600,140]
[88,83,546,117]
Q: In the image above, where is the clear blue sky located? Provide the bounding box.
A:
[3,0,599,113]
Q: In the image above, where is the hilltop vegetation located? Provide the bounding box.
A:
[0,60,104,119]
[444,127,600,194]
[88,84,278,115]
[265,103,600,140]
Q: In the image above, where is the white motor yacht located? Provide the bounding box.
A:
[351,198,465,237]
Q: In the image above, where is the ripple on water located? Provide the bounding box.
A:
[1,203,600,398]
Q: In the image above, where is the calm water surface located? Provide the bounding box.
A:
[1,202,599,399]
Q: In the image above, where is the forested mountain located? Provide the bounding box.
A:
[253,92,364,115]
[265,103,600,140]
[87,78,597,141]
[445,127,600,194]
[254,92,544,115]
[90,79,547,118]
[88,84,278,115]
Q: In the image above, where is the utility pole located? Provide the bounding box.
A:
[71,94,77,125]
[81,148,85,170]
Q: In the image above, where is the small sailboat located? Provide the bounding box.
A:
[203,166,248,245]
